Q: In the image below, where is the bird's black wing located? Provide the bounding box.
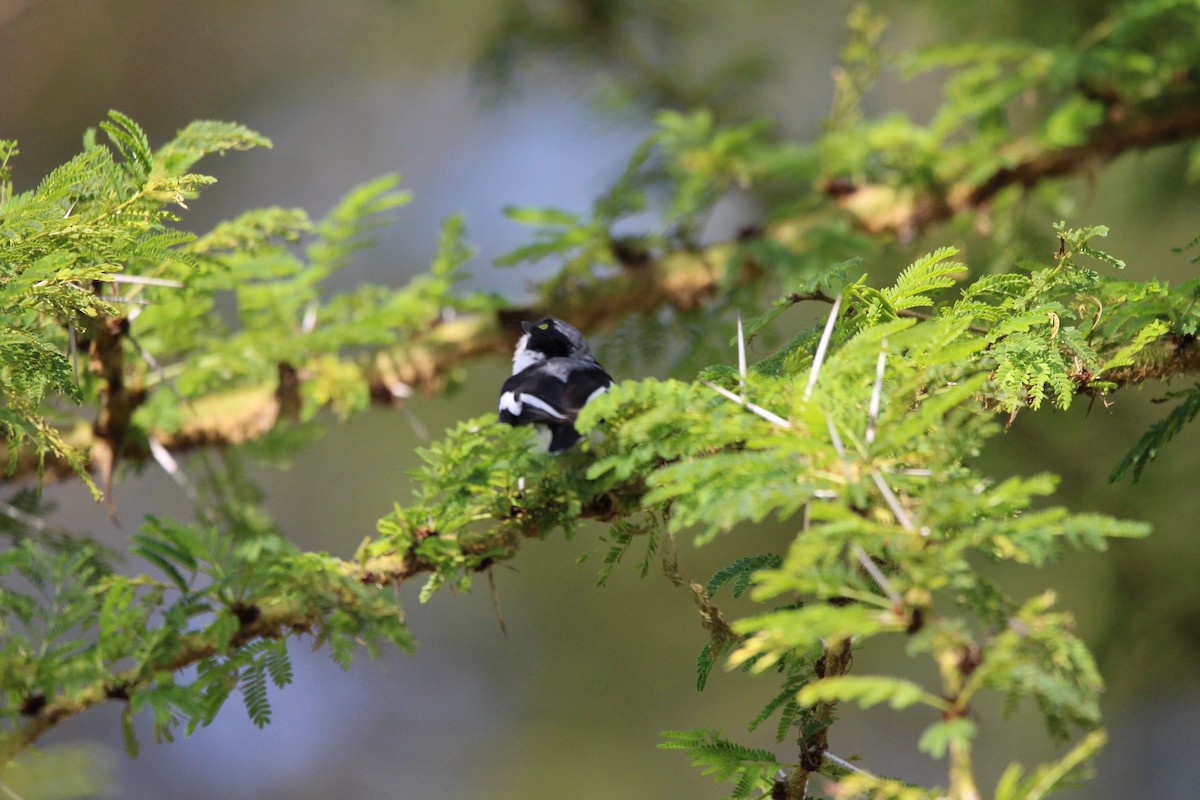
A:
[498,368,570,426]
[499,361,612,453]
[559,364,614,418]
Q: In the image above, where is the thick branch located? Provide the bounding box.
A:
[830,90,1200,238]
[2,249,729,485]
[10,92,1200,487]
[787,636,854,800]
[1098,335,1200,388]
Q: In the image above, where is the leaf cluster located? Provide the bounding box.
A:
[565,260,1148,794]
[0,495,410,758]
[6,3,1200,795]
[0,114,266,491]
[0,112,480,761]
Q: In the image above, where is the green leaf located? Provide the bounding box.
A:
[797,676,949,712]
[883,246,964,311]
[994,729,1106,800]
[100,110,153,179]
[659,728,778,790]
[1100,319,1167,373]
[155,119,272,175]
[502,206,581,226]
[918,717,976,759]
[1110,383,1200,482]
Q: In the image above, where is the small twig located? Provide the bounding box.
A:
[787,290,835,305]
[864,341,887,446]
[805,292,843,401]
[486,566,507,636]
[703,381,792,428]
[897,307,989,335]
[68,323,79,383]
[1086,295,1104,343]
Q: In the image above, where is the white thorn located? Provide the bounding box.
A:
[825,415,854,485]
[805,292,843,401]
[0,501,49,532]
[301,300,318,334]
[109,274,184,288]
[825,415,846,458]
[865,340,887,446]
[129,333,189,407]
[872,470,917,532]
[852,542,902,606]
[148,437,186,488]
[703,380,792,428]
[737,313,747,398]
[823,751,868,775]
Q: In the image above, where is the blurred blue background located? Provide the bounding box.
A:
[3,1,1200,797]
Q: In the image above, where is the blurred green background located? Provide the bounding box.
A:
[3,1,1200,797]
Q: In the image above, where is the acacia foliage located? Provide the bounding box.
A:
[3,2,1200,798]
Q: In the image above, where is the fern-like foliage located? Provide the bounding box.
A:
[235,640,293,730]
[658,729,778,799]
[566,256,1149,795]
[1110,383,1200,482]
[6,4,1200,794]
[0,112,456,762]
[588,514,662,587]
[706,554,783,600]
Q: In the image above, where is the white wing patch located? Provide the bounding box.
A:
[499,391,523,416]
[584,385,608,406]
[521,393,568,420]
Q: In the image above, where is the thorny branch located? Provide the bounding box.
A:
[8,87,1200,492]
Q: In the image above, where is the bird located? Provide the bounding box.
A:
[498,318,614,453]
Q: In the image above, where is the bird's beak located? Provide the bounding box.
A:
[520,320,535,334]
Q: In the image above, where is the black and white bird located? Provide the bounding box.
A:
[498,318,614,453]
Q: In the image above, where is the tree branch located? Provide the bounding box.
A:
[2,602,308,765]
[828,89,1200,239]
[9,90,1200,489]
[1,483,643,762]
[2,249,730,486]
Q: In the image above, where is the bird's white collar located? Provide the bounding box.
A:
[511,334,546,375]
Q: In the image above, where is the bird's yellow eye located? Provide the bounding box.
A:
[537,322,550,330]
